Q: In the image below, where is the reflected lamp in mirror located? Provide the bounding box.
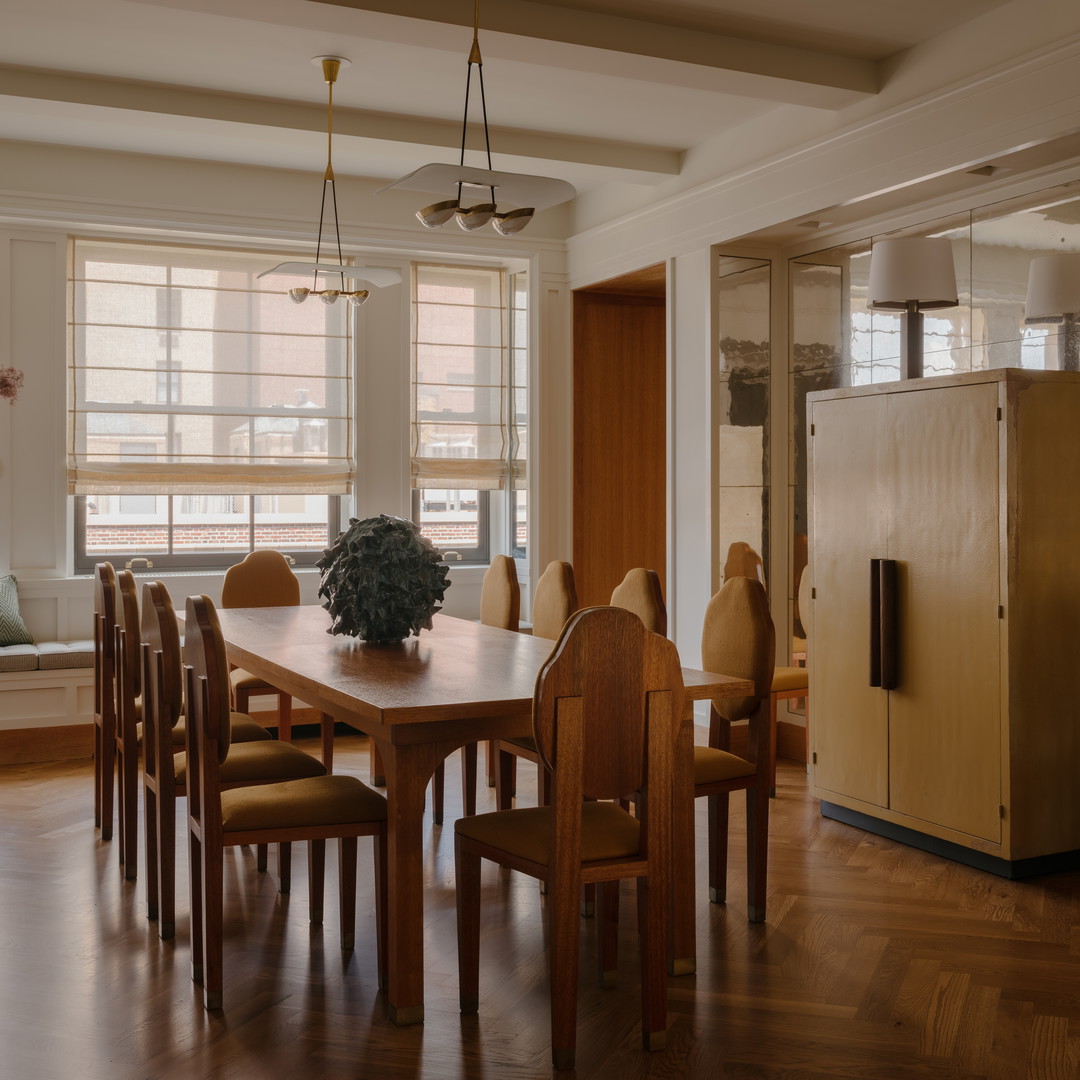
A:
[1025,253,1080,372]
[868,237,958,379]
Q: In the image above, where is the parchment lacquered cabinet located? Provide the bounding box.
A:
[808,369,1080,875]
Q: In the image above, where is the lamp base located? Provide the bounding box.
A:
[900,302,924,380]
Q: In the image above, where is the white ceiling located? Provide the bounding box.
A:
[0,0,1026,215]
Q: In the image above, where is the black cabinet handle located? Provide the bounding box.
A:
[870,558,899,690]
[870,559,882,687]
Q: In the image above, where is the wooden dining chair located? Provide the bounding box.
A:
[694,575,775,921]
[430,554,520,824]
[113,569,143,879]
[222,549,335,768]
[140,582,327,940]
[609,567,667,636]
[183,593,388,1009]
[455,605,684,1070]
[494,559,577,811]
[93,562,118,842]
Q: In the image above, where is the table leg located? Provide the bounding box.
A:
[670,705,697,975]
[381,734,458,1025]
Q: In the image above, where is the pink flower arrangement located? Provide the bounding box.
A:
[0,366,24,404]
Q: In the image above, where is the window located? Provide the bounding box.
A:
[411,263,527,563]
[69,239,350,571]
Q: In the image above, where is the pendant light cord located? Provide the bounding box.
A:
[315,62,347,291]
[457,0,496,202]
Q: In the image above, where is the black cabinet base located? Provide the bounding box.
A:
[819,801,1080,880]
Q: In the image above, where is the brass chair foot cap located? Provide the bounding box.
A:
[600,970,617,989]
[709,887,726,904]
[644,1029,668,1052]
[341,933,354,951]
[460,995,479,1015]
[748,905,766,923]
[390,1003,425,1026]
[670,957,696,976]
[205,991,223,1010]
[553,1048,576,1071]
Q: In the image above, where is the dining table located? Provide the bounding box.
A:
[212,605,754,1025]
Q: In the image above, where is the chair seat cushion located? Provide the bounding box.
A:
[772,666,808,693]
[230,667,274,693]
[0,644,39,672]
[220,775,386,832]
[455,801,641,866]
[147,712,270,748]
[37,640,95,669]
[173,740,326,785]
[694,746,756,786]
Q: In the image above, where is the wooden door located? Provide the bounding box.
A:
[810,393,890,806]
[886,381,1001,842]
[572,287,666,608]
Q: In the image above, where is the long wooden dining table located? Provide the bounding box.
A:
[212,605,754,1025]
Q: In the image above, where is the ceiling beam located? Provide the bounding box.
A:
[0,64,681,179]
[312,0,880,108]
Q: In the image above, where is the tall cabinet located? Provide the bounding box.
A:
[808,369,1080,875]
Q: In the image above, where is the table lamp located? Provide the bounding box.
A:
[868,237,959,379]
[1025,253,1080,372]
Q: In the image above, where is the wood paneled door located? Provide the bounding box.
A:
[572,265,666,607]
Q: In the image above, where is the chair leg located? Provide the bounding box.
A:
[338,837,357,951]
[320,713,335,770]
[638,873,668,1052]
[201,842,225,1010]
[460,742,478,817]
[597,880,619,987]
[707,791,730,904]
[119,735,139,880]
[486,738,498,787]
[99,716,116,842]
[189,829,205,987]
[495,747,515,811]
[746,779,770,923]
[768,692,779,797]
[549,870,582,1070]
[309,838,326,926]
[432,762,445,825]
[373,830,388,993]
[278,842,292,894]
[370,740,385,787]
[144,783,159,922]
[256,843,268,872]
[455,834,482,1015]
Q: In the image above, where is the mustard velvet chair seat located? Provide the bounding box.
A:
[494,560,577,812]
[694,575,775,922]
[184,593,387,1010]
[455,606,684,1070]
[430,554,521,824]
[222,549,335,769]
[140,581,327,941]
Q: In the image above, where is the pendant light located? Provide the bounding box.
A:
[259,56,401,302]
[379,2,574,234]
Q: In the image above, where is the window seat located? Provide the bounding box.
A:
[0,640,94,672]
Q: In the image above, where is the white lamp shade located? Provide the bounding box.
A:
[1025,254,1080,319]
[868,237,958,310]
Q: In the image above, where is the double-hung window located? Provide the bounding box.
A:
[411,263,527,563]
[69,239,350,571]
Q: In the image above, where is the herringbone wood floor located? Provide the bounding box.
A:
[3,732,1079,1079]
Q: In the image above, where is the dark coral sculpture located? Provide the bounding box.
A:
[316,514,451,642]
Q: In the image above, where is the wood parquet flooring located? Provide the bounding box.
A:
[2,733,1079,1079]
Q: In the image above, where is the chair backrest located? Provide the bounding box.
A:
[531,560,577,640]
[480,554,520,631]
[115,569,141,700]
[701,576,775,726]
[93,562,117,718]
[533,605,684,805]
[722,541,766,590]
[609,568,667,637]
[140,580,183,735]
[221,549,300,609]
[796,566,810,643]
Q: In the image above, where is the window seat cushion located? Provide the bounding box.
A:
[0,642,95,673]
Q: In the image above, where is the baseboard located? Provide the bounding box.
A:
[0,707,332,766]
[0,723,94,765]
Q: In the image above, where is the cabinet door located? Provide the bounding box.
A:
[886,382,1001,842]
[810,393,889,806]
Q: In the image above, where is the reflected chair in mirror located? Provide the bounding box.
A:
[93,562,118,841]
[723,540,766,589]
[430,554,520,824]
[494,559,577,811]
[222,549,335,769]
[140,582,327,940]
[769,567,810,796]
[455,606,684,1070]
[183,593,388,1010]
[694,575,775,922]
